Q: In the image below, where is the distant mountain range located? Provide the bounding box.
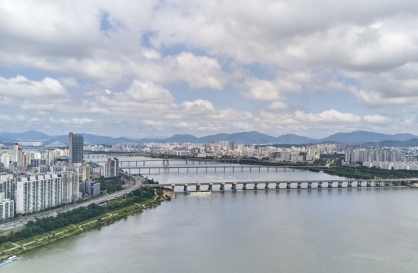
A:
[1,130,418,146]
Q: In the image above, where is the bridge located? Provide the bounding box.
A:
[120,165,329,174]
[144,178,418,192]
[91,158,243,165]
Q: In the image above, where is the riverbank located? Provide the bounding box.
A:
[0,188,175,263]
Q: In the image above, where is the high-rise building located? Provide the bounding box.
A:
[69,132,84,165]
[105,158,119,178]
[82,164,91,181]
[15,173,63,214]
[61,172,79,203]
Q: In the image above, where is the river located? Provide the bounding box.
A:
[3,157,418,272]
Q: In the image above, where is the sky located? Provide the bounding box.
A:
[1,0,418,138]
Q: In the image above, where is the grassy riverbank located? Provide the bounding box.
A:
[0,188,173,262]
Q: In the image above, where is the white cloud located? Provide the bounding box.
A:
[265,101,288,110]
[363,114,391,123]
[0,75,67,99]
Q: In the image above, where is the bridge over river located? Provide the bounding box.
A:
[145,178,418,192]
[120,165,329,174]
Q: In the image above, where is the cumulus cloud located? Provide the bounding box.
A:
[1,0,418,136]
[0,75,67,99]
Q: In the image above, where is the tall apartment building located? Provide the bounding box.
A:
[105,158,119,178]
[61,172,79,203]
[0,192,14,219]
[82,164,91,181]
[0,174,15,219]
[0,173,15,200]
[69,132,84,165]
[15,173,63,214]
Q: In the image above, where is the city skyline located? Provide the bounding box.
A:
[1,1,418,138]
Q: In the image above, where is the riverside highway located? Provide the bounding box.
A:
[0,172,143,234]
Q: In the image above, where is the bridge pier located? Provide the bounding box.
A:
[367,181,371,187]
[233,167,234,173]
[215,167,217,173]
[308,182,312,189]
[206,167,207,173]
[243,183,247,190]
[241,167,243,172]
[232,183,237,191]
[196,184,201,192]
[328,182,333,188]
[287,183,291,189]
[297,183,301,189]
[208,183,213,191]
[178,168,180,173]
[348,182,352,187]
[259,167,260,172]
[265,183,269,189]
[254,183,258,190]
[284,167,286,172]
[224,167,225,172]
[276,183,280,189]
[338,182,342,188]
[358,181,362,187]
[267,167,269,172]
[250,167,252,172]
[318,182,322,188]
[184,184,188,192]
[171,184,175,191]
[220,183,225,191]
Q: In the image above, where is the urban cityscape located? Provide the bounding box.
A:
[2,0,418,272]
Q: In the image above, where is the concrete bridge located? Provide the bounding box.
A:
[144,179,418,192]
[121,165,328,174]
[92,158,243,166]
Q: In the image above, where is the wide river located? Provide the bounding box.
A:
[4,157,418,272]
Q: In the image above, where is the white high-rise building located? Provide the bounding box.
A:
[61,172,79,203]
[15,173,63,214]
[0,173,15,200]
[0,192,14,219]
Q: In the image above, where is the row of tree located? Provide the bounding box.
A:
[0,188,155,244]
[322,166,418,179]
[98,177,124,193]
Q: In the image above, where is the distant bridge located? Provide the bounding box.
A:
[120,165,329,175]
[90,158,243,165]
[144,179,418,192]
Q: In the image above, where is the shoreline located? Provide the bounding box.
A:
[0,188,175,263]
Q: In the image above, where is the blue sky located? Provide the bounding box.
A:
[1,0,418,138]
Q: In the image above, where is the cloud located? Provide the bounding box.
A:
[363,114,391,123]
[265,101,288,110]
[0,75,67,99]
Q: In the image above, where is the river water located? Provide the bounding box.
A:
[4,157,418,272]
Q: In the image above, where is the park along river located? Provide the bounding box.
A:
[4,157,418,272]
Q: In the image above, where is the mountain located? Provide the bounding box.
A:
[276,134,317,145]
[151,131,316,145]
[321,131,418,144]
[1,130,418,146]
[44,133,135,146]
[365,138,418,148]
[0,130,53,141]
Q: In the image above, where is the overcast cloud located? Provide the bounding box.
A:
[1,0,418,138]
